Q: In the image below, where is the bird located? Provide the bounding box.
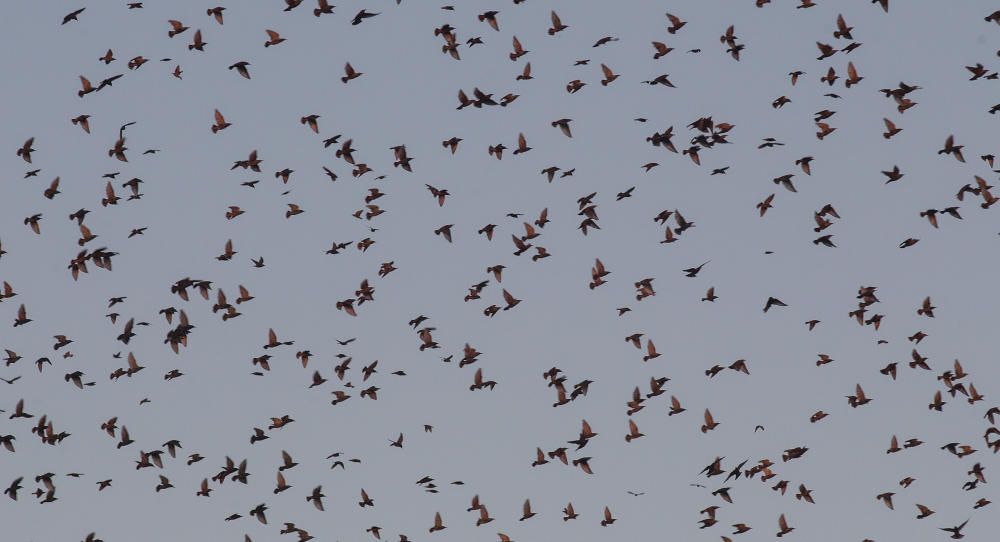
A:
[314,0,333,16]
[70,115,91,134]
[264,30,286,47]
[938,134,965,162]
[434,224,453,243]
[305,485,326,511]
[940,520,970,539]
[666,13,686,34]
[16,138,35,163]
[187,30,206,51]
[702,287,718,302]
[352,9,379,25]
[883,118,902,139]
[229,62,251,79]
[600,64,619,86]
[62,8,86,25]
[645,43,674,64]
[917,296,936,317]
[642,340,660,362]
[551,118,572,138]
[600,506,616,526]
[341,62,363,84]
[701,409,719,432]
[167,20,189,37]
[512,133,531,155]
[763,297,787,312]
[776,514,794,537]
[683,261,709,277]
[429,512,445,532]
[548,11,568,35]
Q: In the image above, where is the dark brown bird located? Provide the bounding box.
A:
[62,8,85,25]
[16,138,35,163]
[938,134,965,162]
[341,62,362,83]
[188,30,206,51]
[548,11,568,35]
[666,13,686,34]
[600,64,619,86]
[71,115,91,133]
[763,297,787,312]
[229,62,251,79]
[314,0,333,17]
[652,41,673,59]
[351,9,379,25]
[478,11,500,31]
[264,29,286,47]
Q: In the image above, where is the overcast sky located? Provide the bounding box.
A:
[2,1,999,541]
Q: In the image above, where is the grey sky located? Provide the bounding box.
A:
[2,1,999,541]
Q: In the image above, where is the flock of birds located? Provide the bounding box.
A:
[3,1,1000,541]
